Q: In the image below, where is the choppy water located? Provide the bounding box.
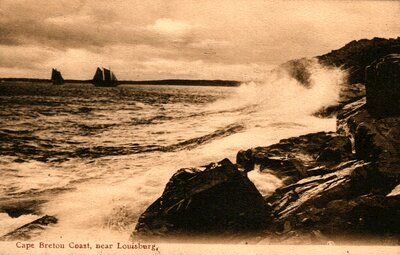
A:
[0,64,343,242]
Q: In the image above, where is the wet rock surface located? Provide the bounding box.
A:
[337,98,400,178]
[0,215,58,241]
[265,161,399,235]
[236,132,353,184]
[134,159,271,239]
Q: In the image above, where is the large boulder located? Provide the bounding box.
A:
[133,159,271,239]
[236,132,353,184]
[337,98,400,178]
[365,54,400,117]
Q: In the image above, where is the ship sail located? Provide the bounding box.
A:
[51,68,64,85]
[92,67,118,87]
[111,73,117,81]
[104,68,111,81]
[93,67,104,84]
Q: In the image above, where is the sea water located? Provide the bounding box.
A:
[0,63,345,242]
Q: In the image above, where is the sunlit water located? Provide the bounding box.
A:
[0,64,344,242]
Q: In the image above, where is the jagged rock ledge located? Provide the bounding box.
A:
[132,51,400,244]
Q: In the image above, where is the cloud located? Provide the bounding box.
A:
[0,1,154,49]
[147,18,193,36]
[0,45,54,69]
[0,0,399,79]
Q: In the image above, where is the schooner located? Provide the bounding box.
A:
[51,68,65,85]
[92,67,118,87]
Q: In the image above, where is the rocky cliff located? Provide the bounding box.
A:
[365,54,400,116]
[133,40,400,244]
[318,37,400,85]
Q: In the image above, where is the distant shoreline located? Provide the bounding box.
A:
[0,78,241,87]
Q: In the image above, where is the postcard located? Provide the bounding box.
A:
[0,1,399,254]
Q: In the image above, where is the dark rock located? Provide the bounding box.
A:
[236,132,353,183]
[365,54,400,117]
[317,37,400,84]
[347,194,400,234]
[133,159,271,239]
[337,98,400,178]
[266,160,399,235]
[0,215,58,241]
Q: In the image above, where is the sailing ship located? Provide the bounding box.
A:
[51,68,65,85]
[92,67,118,87]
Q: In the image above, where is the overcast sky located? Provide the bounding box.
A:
[0,0,399,80]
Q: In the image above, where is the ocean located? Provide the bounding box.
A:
[0,64,343,242]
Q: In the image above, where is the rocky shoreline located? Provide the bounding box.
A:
[1,37,399,244]
[132,38,400,244]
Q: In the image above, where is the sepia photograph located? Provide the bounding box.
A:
[0,0,399,254]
